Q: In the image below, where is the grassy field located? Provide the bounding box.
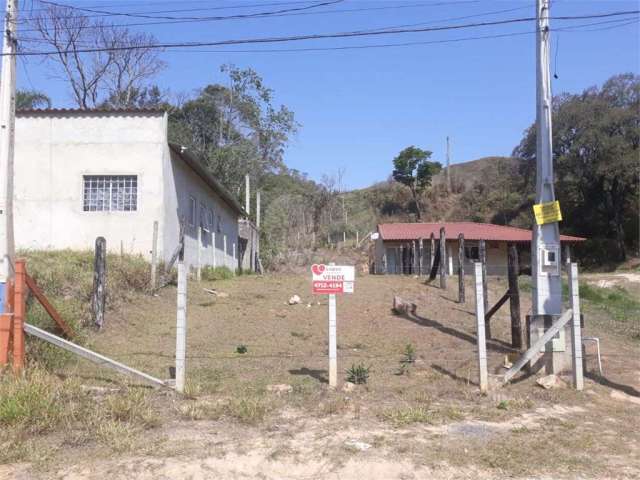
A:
[1,254,639,479]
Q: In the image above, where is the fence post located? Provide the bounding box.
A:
[568,262,584,390]
[175,247,187,393]
[12,260,26,373]
[0,279,13,366]
[479,239,489,337]
[458,233,465,303]
[196,226,202,282]
[92,237,106,329]
[151,221,158,290]
[507,244,523,350]
[474,262,488,393]
[439,227,446,289]
[418,237,424,275]
[430,233,435,270]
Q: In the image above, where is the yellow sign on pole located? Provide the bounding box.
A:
[533,200,562,225]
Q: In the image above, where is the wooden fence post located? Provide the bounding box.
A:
[458,233,465,303]
[568,262,584,390]
[92,237,106,329]
[430,233,435,269]
[418,237,424,275]
[412,240,417,275]
[150,221,158,290]
[439,227,446,289]
[479,239,489,337]
[474,262,488,393]
[12,260,26,373]
[507,244,523,350]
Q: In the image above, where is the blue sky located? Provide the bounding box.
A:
[14,0,640,189]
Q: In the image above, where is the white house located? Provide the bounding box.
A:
[14,108,246,271]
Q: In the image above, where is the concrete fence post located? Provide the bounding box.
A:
[474,262,488,393]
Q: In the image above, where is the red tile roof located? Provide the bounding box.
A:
[377,222,585,243]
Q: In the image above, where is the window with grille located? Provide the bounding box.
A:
[83,175,138,212]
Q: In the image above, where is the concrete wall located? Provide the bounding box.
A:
[15,111,166,258]
[165,149,239,271]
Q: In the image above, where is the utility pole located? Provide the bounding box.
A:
[532,0,562,317]
[445,136,451,193]
[0,0,18,315]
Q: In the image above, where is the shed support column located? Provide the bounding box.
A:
[439,227,446,289]
[458,234,465,303]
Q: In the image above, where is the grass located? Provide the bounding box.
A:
[381,406,434,426]
[201,266,235,281]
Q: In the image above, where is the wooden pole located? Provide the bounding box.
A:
[479,239,489,337]
[568,262,584,390]
[150,220,158,290]
[474,262,488,393]
[412,240,418,274]
[92,237,106,329]
[439,227,446,289]
[175,247,187,393]
[12,259,25,372]
[507,244,523,349]
[418,237,423,275]
[430,233,435,269]
[458,233,465,303]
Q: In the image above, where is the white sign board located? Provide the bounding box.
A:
[312,264,355,294]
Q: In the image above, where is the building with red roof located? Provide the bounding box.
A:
[373,222,585,275]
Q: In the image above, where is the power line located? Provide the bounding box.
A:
[16,0,483,32]
[34,0,346,22]
[9,10,639,57]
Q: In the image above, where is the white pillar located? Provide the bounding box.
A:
[196,226,202,282]
[568,263,584,390]
[175,260,187,393]
[328,292,337,388]
[474,262,488,393]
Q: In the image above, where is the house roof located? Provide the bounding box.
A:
[377,222,585,243]
[169,143,245,217]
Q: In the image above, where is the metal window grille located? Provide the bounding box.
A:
[83,175,137,212]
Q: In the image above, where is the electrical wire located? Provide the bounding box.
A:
[9,10,639,57]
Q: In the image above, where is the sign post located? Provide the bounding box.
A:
[312,263,355,388]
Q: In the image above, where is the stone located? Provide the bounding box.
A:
[536,374,564,389]
[342,381,356,392]
[344,439,371,451]
[288,295,301,305]
[267,384,293,394]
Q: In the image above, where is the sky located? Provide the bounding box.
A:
[12,0,640,189]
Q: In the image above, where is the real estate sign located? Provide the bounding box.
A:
[311,264,355,294]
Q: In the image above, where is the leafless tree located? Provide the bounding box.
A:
[31,4,165,108]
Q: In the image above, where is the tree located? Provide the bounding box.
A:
[392,146,442,220]
[16,90,51,109]
[31,4,165,108]
[513,73,639,261]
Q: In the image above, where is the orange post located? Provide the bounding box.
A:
[0,280,12,366]
[12,259,26,373]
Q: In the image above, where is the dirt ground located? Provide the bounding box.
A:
[2,270,639,479]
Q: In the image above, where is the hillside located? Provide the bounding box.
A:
[344,155,532,232]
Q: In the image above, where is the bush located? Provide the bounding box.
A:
[346,363,370,384]
[201,266,234,281]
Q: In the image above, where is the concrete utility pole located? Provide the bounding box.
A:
[244,174,250,216]
[0,0,18,315]
[532,0,562,316]
[445,136,451,193]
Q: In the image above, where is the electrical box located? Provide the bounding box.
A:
[540,245,560,276]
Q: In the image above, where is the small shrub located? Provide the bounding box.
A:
[398,343,416,375]
[381,406,433,427]
[346,363,370,384]
[201,266,234,281]
[236,344,248,354]
[226,396,270,425]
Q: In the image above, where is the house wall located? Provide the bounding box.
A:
[14,112,166,258]
[164,149,239,271]
[374,239,512,276]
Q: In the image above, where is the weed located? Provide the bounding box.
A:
[346,363,370,384]
[236,344,248,354]
[226,396,271,425]
[497,400,509,410]
[201,266,234,281]
[290,331,311,340]
[381,406,433,426]
[103,389,159,428]
[398,343,416,375]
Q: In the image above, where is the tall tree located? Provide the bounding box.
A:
[31,4,165,108]
[392,146,442,220]
[16,90,51,109]
[513,73,639,261]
